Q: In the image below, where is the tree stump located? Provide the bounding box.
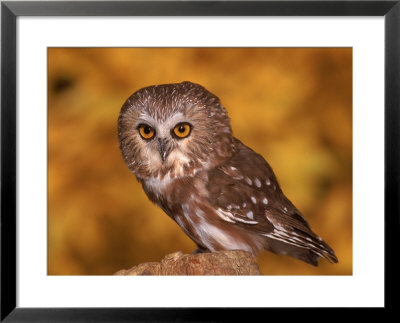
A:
[114,250,261,275]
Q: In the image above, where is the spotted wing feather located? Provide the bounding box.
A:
[206,138,338,266]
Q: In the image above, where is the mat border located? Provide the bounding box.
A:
[1,1,399,321]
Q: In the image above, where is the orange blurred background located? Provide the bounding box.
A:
[48,48,352,275]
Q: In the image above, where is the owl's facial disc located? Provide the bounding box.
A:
[136,112,194,165]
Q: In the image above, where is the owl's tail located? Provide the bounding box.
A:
[264,230,338,266]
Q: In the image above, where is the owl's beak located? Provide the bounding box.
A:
[158,138,170,162]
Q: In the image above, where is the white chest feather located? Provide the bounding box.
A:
[143,175,174,198]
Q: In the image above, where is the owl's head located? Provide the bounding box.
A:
[118,81,234,179]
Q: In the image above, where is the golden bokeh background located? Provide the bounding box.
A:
[48,48,352,275]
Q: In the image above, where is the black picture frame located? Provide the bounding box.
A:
[1,0,399,321]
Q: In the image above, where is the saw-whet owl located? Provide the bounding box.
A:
[118,81,338,266]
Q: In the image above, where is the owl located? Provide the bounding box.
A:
[118,81,338,266]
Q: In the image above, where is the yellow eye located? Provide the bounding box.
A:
[173,123,191,139]
[138,124,155,140]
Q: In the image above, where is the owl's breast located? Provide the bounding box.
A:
[141,171,208,213]
[142,175,174,200]
[141,175,175,214]
[141,169,269,254]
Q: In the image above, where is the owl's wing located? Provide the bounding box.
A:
[206,138,338,265]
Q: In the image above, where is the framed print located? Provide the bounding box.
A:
[1,0,399,320]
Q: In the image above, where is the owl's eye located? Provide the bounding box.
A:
[172,122,192,139]
[138,124,155,140]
